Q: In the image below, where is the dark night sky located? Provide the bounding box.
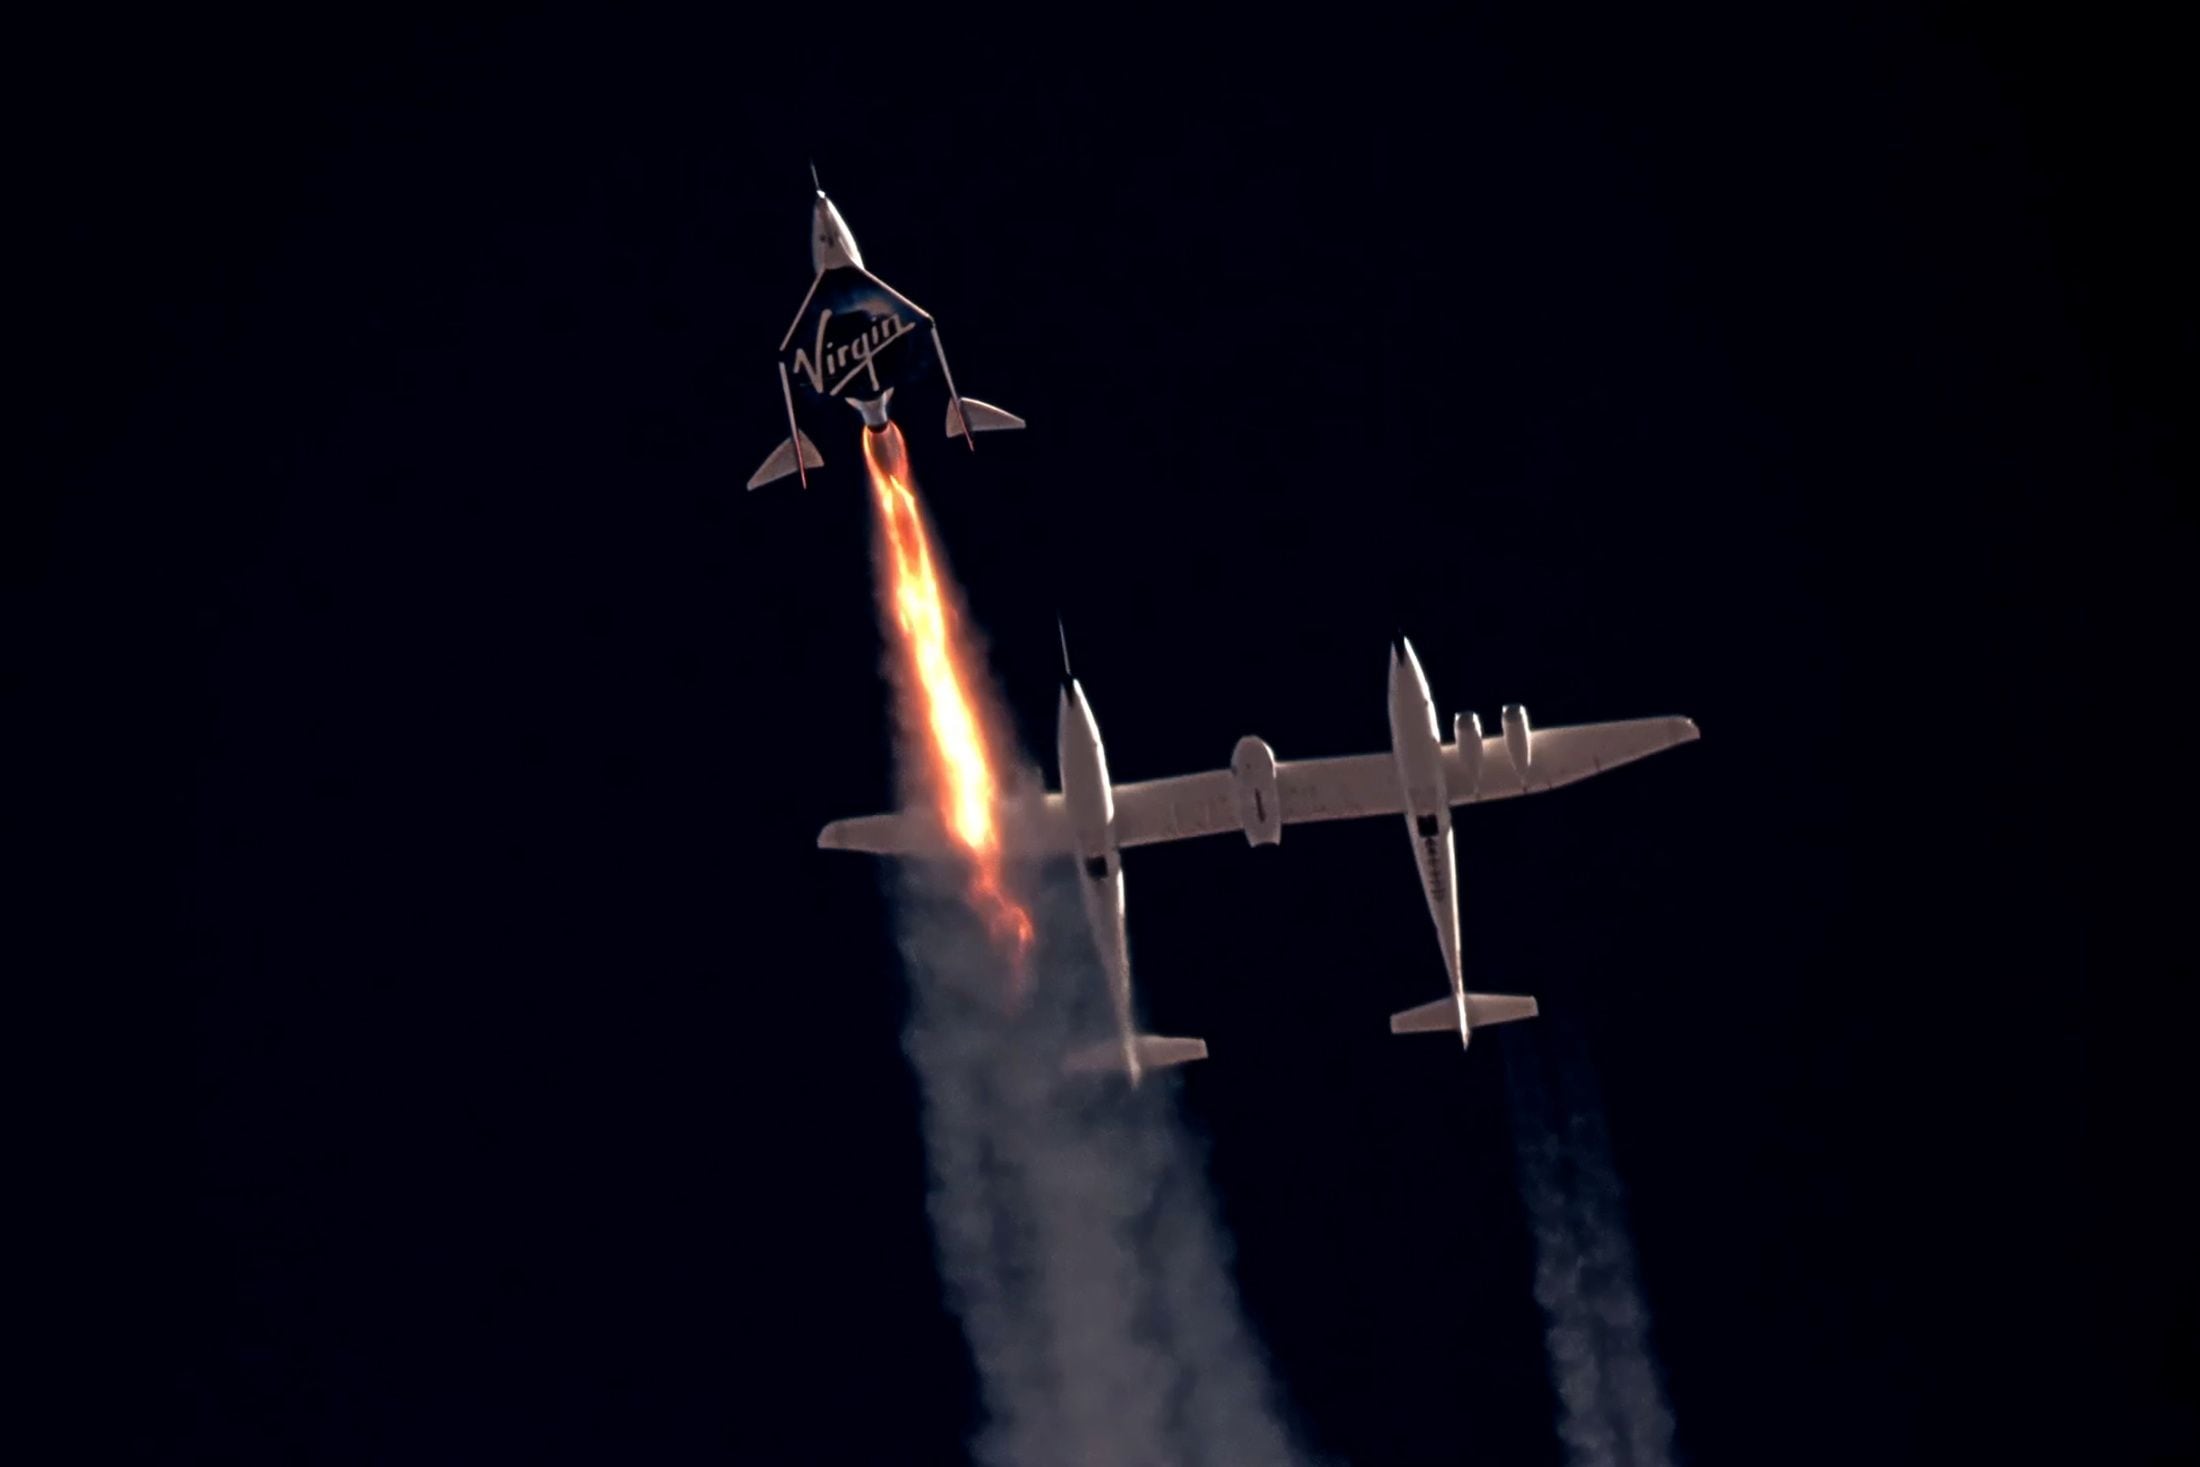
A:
[11,5,2187,1464]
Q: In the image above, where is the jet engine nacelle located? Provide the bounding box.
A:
[1452,712,1484,797]
[1230,736,1282,846]
[1501,704,1532,775]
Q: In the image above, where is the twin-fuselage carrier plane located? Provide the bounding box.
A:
[748,179,1024,491]
[818,637,1699,1083]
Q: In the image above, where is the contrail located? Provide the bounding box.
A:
[893,862,1309,1466]
[860,441,1311,1465]
[1505,1030,1678,1467]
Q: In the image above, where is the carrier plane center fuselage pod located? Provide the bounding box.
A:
[1058,678,1138,1076]
[1388,638,1466,1038]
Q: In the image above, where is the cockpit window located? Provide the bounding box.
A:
[1415,813,1441,838]
[1083,855,1109,881]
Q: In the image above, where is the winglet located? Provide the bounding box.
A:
[808,159,821,193]
[1056,616,1074,690]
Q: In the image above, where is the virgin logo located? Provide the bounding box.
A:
[791,308,916,397]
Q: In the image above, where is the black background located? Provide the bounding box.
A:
[12,5,2187,1463]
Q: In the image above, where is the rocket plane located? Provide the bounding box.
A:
[747,177,1024,491]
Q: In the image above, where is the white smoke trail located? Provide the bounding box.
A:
[1506,1033,1678,1467]
[892,854,1312,1467]
[858,449,1311,1465]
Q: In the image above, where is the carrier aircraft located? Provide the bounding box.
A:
[816,635,1698,1072]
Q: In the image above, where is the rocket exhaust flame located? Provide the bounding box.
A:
[853,432,1306,1465]
[862,423,1036,992]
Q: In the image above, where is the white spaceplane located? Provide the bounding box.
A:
[747,175,1023,491]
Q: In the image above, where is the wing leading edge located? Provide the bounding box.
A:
[1110,753,1407,848]
[1108,717,1697,849]
[816,795,1074,859]
[819,718,1698,855]
[1447,717,1699,801]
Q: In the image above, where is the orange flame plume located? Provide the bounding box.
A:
[862,424,1035,991]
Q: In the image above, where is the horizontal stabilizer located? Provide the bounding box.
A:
[1389,996,1465,1036]
[1064,1034,1208,1081]
[1389,992,1538,1043]
[946,397,1026,439]
[746,430,824,490]
[1135,1035,1209,1070]
[1464,992,1539,1028]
